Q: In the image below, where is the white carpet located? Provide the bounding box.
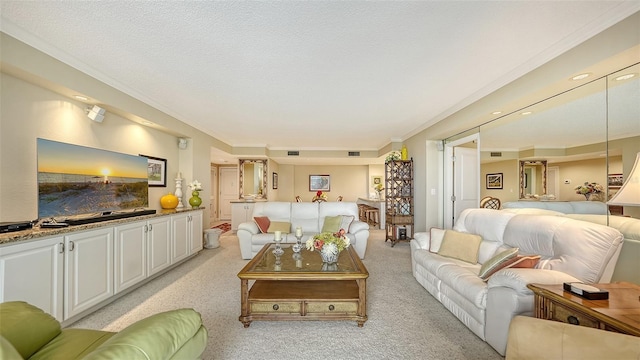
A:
[70,230,502,359]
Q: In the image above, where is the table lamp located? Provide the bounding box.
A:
[607,152,640,206]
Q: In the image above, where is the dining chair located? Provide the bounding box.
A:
[336,196,343,202]
[295,196,302,202]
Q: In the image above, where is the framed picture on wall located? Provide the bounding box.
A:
[272,172,278,189]
[486,173,503,189]
[140,155,167,187]
[608,173,623,189]
[309,175,330,191]
[372,176,382,185]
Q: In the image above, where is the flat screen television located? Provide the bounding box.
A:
[37,138,149,220]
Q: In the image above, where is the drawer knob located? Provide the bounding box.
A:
[328,305,335,311]
[273,304,279,311]
[567,315,579,325]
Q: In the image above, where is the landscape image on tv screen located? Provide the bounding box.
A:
[37,138,149,219]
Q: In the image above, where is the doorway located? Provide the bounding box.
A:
[444,134,480,228]
[219,167,237,221]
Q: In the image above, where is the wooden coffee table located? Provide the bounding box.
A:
[237,243,368,327]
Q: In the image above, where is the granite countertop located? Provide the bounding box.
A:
[0,207,204,246]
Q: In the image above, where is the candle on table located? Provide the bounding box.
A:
[295,227,302,237]
[296,259,302,268]
[274,231,281,241]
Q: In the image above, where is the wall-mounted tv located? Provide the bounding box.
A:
[37,138,149,220]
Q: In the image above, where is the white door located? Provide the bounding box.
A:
[547,166,559,198]
[219,167,237,220]
[444,134,479,228]
[210,164,219,224]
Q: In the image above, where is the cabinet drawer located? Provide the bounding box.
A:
[306,301,358,314]
[251,301,301,313]
[552,304,599,329]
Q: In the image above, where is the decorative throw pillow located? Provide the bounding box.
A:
[429,227,447,253]
[321,215,342,233]
[267,221,291,233]
[339,215,354,232]
[478,248,519,280]
[253,216,270,233]
[437,230,482,264]
[508,255,541,269]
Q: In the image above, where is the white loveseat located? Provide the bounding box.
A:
[237,201,369,259]
[410,208,624,355]
[502,200,609,214]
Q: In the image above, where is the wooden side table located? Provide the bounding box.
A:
[527,282,640,336]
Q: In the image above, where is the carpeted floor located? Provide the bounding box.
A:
[212,222,231,233]
[69,230,503,359]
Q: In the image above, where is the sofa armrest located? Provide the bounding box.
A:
[413,232,430,250]
[348,220,368,234]
[84,309,207,360]
[238,221,259,234]
[488,268,580,295]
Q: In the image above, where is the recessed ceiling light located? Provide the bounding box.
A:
[74,95,88,101]
[491,111,502,115]
[521,111,532,116]
[615,73,635,81]
[141,120,154,125]
[571,73,590,80]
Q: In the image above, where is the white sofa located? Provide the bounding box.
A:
[410,208,624,355]
[237,201,369,259]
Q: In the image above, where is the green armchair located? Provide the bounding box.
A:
[0,301,207,360]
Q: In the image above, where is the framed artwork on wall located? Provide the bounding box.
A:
[608,173,623,189]
[309,175,330,191]
[486,173,503,189]
[272,172,278,189]
[141,155,167,187]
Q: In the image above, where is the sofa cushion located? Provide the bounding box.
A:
[429,227,446,253]
[321,215,342,232]
[252,202,292,223]
[438,230,482,264]
[290,202,321,233]
[454,209,515,244]
[253,216,270,233]
[0,301,62,359]
[30,329,115,360]
[339,215,355,232]
[478,248,519,280]
[0,336,22,360]
[267,221,291,233]
[509,255,541,268]
[503,215,623,283]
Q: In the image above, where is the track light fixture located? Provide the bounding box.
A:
[86,105,105,122]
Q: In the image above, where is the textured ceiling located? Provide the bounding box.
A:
[1,1,638,164]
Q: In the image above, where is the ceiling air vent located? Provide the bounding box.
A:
[348,151,360,157]
[490,152,503,157]
[287,151,299,156]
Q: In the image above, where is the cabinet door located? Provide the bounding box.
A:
[171,213,190,263]
[0,236,64,321]
[114,221,147,294]
[189,210,204,254]
[147,216,172,276]
[64,227,113,320]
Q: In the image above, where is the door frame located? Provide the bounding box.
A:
[444,133,480,229]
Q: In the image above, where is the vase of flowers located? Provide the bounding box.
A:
[575,182,604,201]
[306,229,350,270]
[373,183,384,200]
[312,190,328,202]
[188,180,203,208]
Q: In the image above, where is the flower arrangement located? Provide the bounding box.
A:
[188,180,202,192]
[306,229,351,263]
[385,150,401,162]
[575,182,604,200]
[373,183,384,192]
[312,190,328,202]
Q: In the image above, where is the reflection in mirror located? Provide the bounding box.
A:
[607,62,640,219]
[479,77,607,205]
[519,160,547,199]
[239,159,267,199]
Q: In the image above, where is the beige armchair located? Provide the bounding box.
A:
[506,316,640,359]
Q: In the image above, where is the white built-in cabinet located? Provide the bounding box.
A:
[64,227,114,319]
[0,236,64,321]
[231,202,255,230]
[0,210,202,323]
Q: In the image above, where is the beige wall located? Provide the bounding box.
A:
[291,165,369,203]
[480,160,519,203]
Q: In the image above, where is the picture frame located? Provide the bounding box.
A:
[372,176,382,185]
[272,172,278,189]
[140,154,167,187]
[608,173,623,189]
[486,173,503,189]
[309,175,330,191]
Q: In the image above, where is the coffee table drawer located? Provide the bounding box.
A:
[251,301,301,314]
[552,303,599,329]
[306,301,358,314]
